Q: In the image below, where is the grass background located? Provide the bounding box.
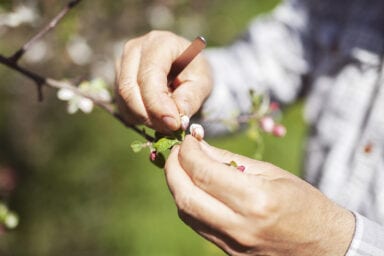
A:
[0,0,308,255]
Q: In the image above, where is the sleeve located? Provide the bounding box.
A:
[346,212,384,256]
[200,0,312,134]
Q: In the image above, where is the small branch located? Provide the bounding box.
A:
[0,55,45,85]
[9,0,83,62]
[0,0,156,142]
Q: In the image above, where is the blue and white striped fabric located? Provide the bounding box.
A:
[202,0,384,255]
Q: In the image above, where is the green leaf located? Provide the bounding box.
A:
[130,140,145,153]
[153,137,180,153]
[225,160,238,167]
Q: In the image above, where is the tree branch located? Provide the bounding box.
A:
[9,0,83,63]
[0,0,156,142]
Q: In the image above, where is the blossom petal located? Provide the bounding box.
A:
[97,89,112,102]
[57,88,75,101]
[78,98,94,113]
[67,100,79,114]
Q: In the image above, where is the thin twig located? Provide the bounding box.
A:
[9,0,83,62]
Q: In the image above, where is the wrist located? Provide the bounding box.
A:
[319,206,355,256]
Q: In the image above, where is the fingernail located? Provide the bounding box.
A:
[162,116,178,130]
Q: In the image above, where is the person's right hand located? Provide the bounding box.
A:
[115,31,213,134]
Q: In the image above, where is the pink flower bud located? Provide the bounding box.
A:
[150,151,157,161]
[180,115,190,131]
[272,124,287,137]
[189,123,204,141]
[269,102,280,111]
[259,116,274,133]
[237,165,246,172]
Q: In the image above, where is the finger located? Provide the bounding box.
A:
[171,56,212,117]
[138,33,189,131]
[118,40,150,125]
[164,145,240,236]
[178,136,260,209]
[199,140,285,177]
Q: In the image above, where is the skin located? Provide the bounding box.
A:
[115,30,212,134]
[116,31,355,255]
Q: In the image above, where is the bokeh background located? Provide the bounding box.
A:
[0,0,307,255]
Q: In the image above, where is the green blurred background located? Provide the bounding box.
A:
[0,0,308,255]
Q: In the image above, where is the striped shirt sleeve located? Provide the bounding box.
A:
[346,212,384,256]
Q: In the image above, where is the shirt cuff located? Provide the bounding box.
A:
[345,212,384,256]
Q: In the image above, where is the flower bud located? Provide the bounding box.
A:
[150,151,157,161]
[189,123,204,141]
[180,115,190,131]
[237,165,246,172]
[269,101,280,111]
[259,116,274,133]
[272,124,287,137]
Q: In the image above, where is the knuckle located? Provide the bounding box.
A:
[243,186,278,220]
[137,66,155,85]
[123,38,139,53]
[147,30,174,40]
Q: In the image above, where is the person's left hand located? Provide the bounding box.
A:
[164,135,355,256]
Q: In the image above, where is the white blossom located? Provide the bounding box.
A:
[66,36,93,66]
[57,78,111,114]
[0,5,38,28]
[146,4,175,29]
[24,40,50,63]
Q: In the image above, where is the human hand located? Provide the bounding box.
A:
[115,31,212,134]
[164,136,355,256]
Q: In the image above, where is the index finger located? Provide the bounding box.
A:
[137,32,191,131]
[178,136,262,210]
[164,145,241,235]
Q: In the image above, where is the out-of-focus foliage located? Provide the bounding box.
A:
[0,1,308,256]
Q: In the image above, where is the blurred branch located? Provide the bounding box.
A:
[9,0,83,63]
[0,0,156,142]
[0,0,83,100]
